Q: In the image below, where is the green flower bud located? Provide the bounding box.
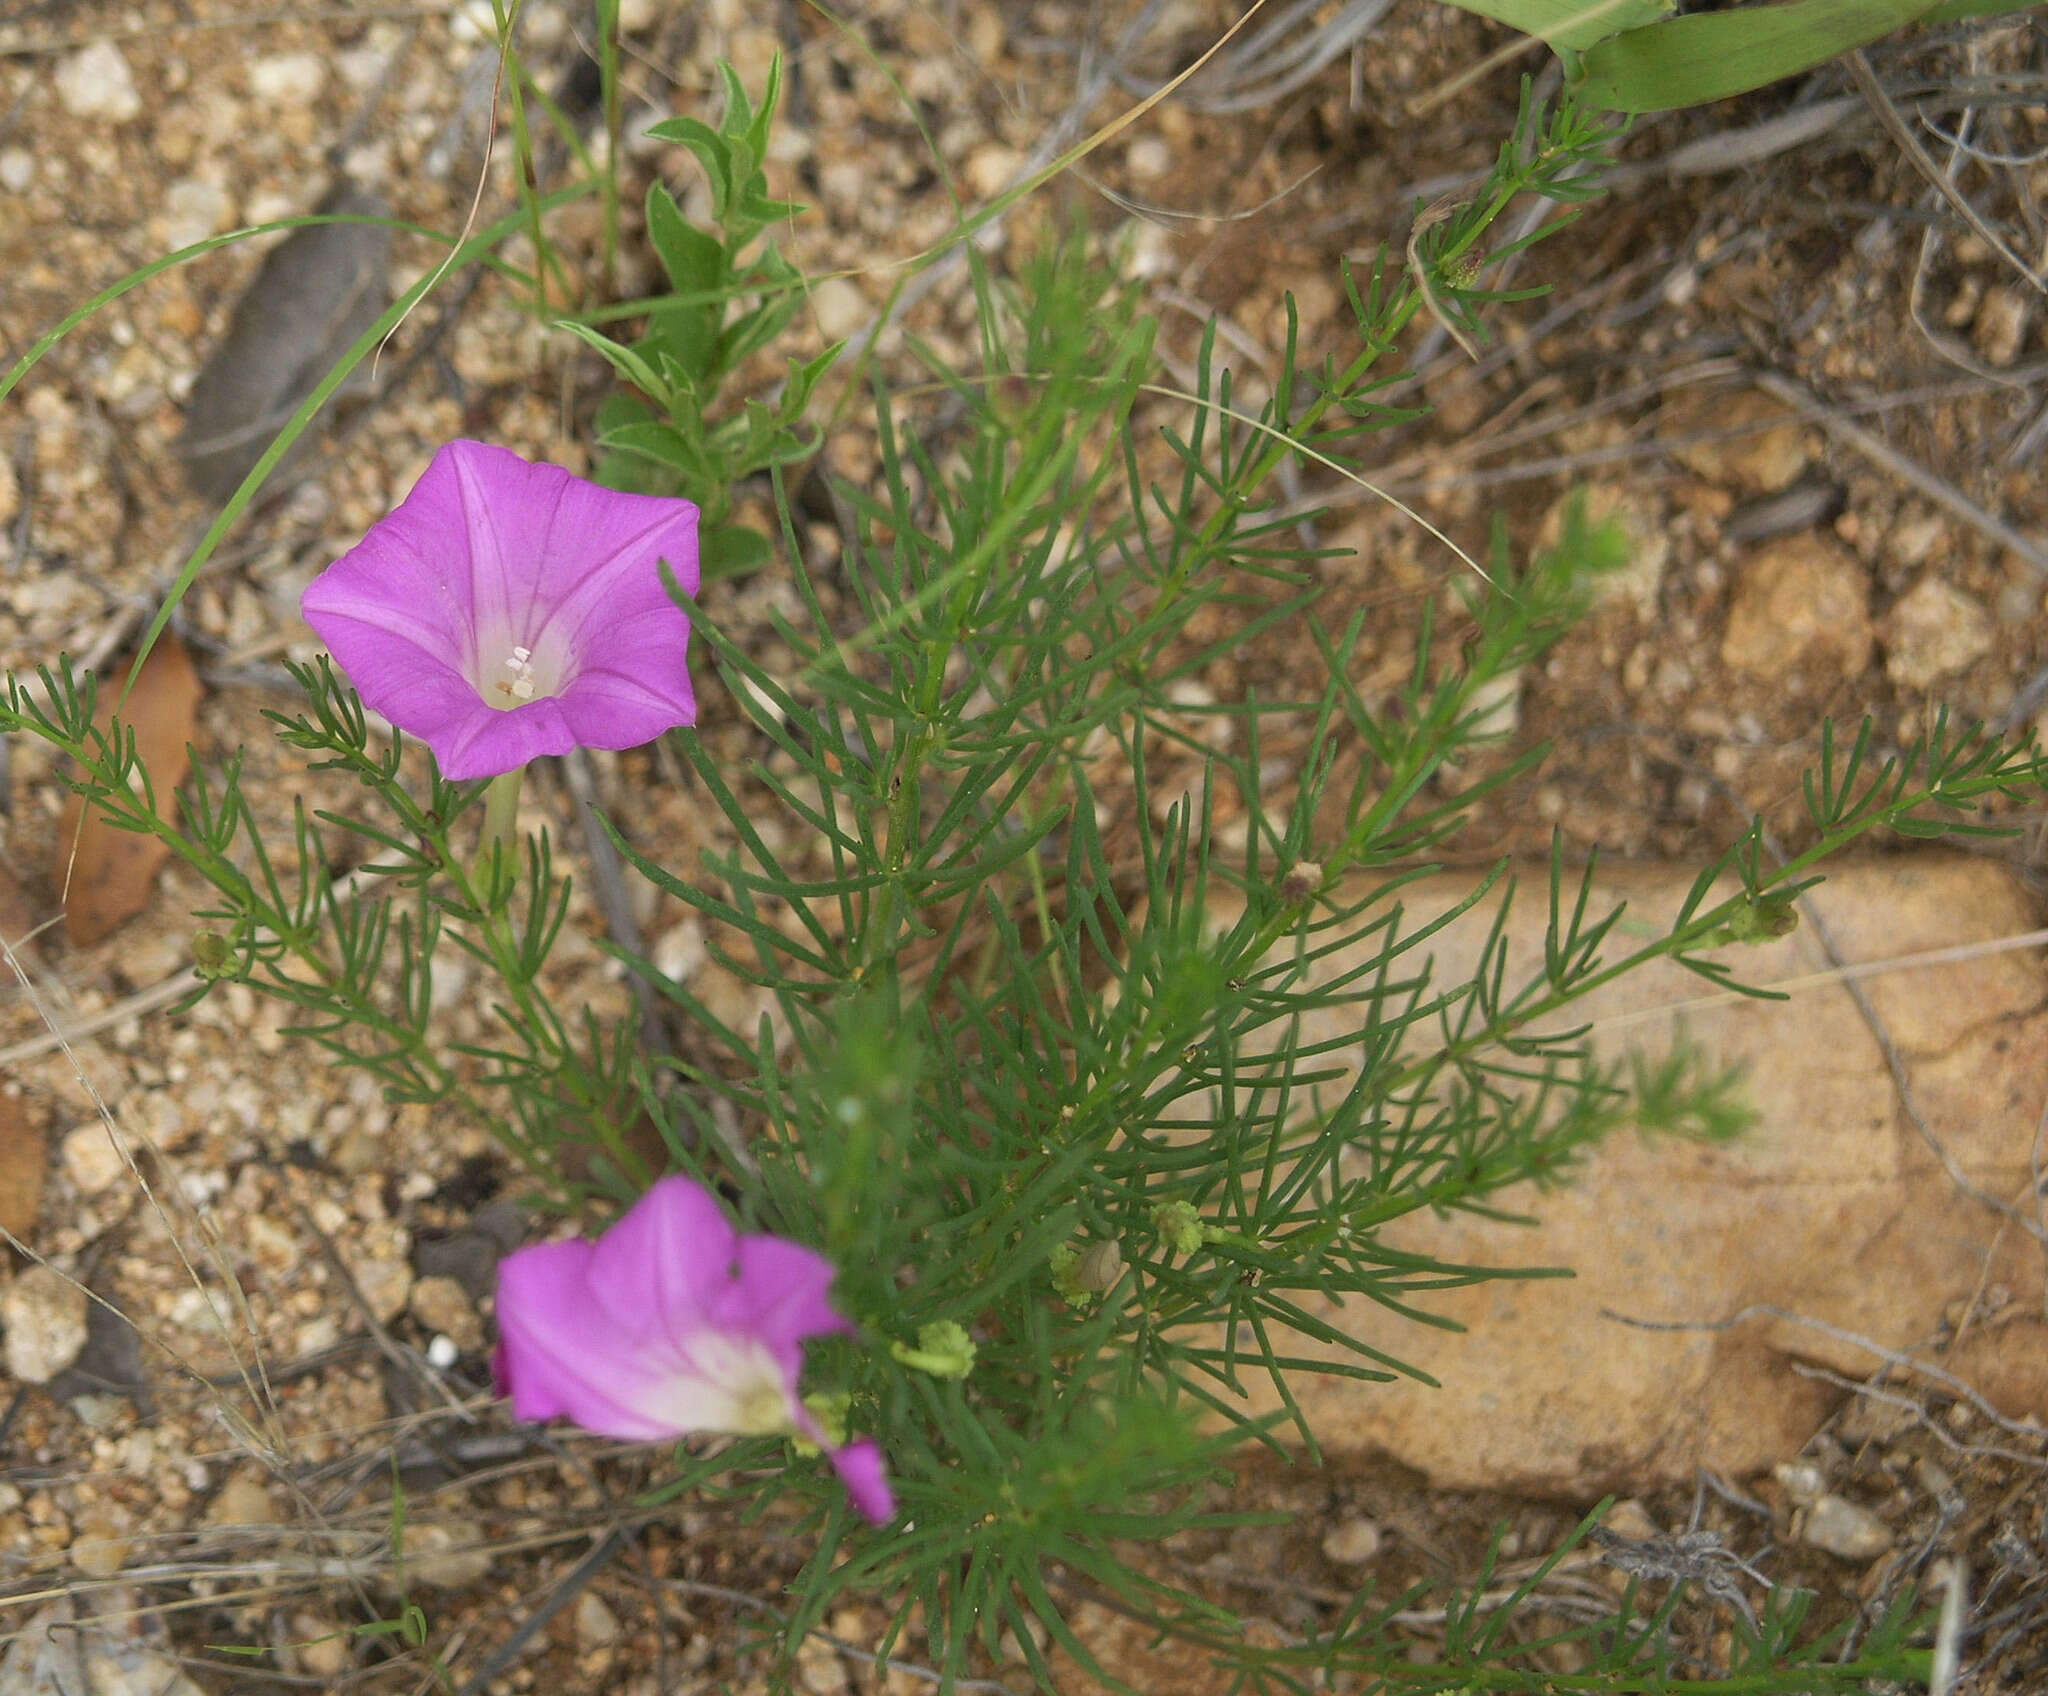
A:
[1152,1199,1204,1259]
[794,1391,851,1454]
[1049,1242,1091,1311]
[890,1320,976,1381]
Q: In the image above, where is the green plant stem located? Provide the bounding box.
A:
[490,0,568,317]
[443,771,646,1189]
[597,0,621,293]
[477,768,525,885]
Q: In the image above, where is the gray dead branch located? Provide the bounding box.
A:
[175,186,394,505]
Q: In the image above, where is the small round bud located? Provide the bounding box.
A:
[1152,1200,1204,1258]
[1444,251,1486,289]
[1280,861,1323,904]
[1074,1239,1123,1293]
[989,373,1035,427]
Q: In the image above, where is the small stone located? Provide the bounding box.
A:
[1772,1459,1827,1506]
[1889,512,1946,568]
[448,0,497,43]
[403,1520,491,1590]
[62,1124,129,1196]
[294,1315,339,1358]
[293,1614,351,1678]
[409,1275,484,1353]
[70,1511,129,1577]
[68,1393,128,1429]
[244,1213,299,1276]
[1600,1499,1660,1542]
[653,918,706,985]
[331,1126,382,1176]
[248,52,327,105]
[0,147,31,192]
[963,144,1023,200]
[1974,284,2031,367]
[796,1635,850,1696]
[1660,389,1807,494]
[206,1469,281,1528]
[428,953,471,1009]
[2,1264,89,1383]
[1720,533,1872,684]
[1836,1391,1915,1446]
[355,1258,413,1326]
[1801,1493,1893,1561]
[1464,666,1523,739]
[1126,136,1172,180]
[1320,1516,1384,1565]
[54,42,142,123]
[574,1590,622,1650]
[1883,577,1994,691]
[1912,1457,1960,1506]
[809,277,868,343]
[70,1642,205,1696]
[159,177,232,251]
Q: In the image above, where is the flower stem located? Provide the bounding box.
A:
[478,767,525,888]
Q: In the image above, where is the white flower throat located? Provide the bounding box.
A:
[476,628,566,711]
[496,645,539,705]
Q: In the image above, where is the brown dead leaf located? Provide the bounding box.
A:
[58,635,202,946]
[0,1092,46,1243]
[0,853,39,948]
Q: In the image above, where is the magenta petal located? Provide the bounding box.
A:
[493,1176,886,1527]
[494,1239,681,1439]
[716,1234,855,1374]
[584,1177,737,1350]
[828,1439,896,1526]
[300,439,701,782]
[430,697,581,783]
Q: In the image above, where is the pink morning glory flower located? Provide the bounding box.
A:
[494,1176,895,1526]
[301,439,700,782]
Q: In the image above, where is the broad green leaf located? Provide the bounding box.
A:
[744,55,783,161]
[718,294,799,371]
[596,418,690,464]
[643,183,723,377]
[701,524,774,581]
[554,319,668,404]
[646,116,732,221]
[645,183,723,296]
[1574,0,1942,111]
[1439,0,1672,51]
[784,342,844,418]
[1922,0,2038,19]
[648,302,717,382]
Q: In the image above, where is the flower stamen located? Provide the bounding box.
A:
[497,645,539,703]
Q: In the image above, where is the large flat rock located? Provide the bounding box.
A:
[1233,853,2048,1495]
